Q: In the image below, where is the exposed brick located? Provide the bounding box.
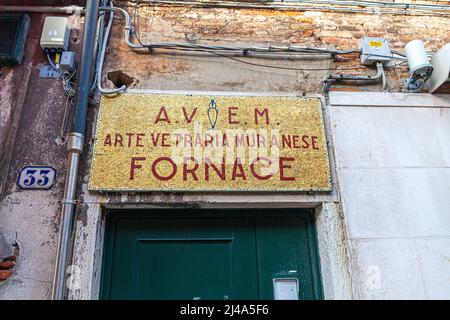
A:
[3,255,16,261]
[0,260,15,269]
[0,270,12,281]
[105,4,450,93]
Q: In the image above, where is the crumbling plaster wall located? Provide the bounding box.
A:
[0,13,83,299]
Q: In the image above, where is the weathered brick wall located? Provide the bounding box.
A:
[103,3,450,93]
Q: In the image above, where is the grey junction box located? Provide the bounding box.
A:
[59,51,76,72]
[359,37,392,66]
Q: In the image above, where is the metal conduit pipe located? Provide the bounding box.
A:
[52,0,99,300]
[100,5,140,49]
[323,62,387,93]
[0,6,83,13]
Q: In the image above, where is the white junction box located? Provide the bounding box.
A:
[359,37,392,66]
[40,16,70,51]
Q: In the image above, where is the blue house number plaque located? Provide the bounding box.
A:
[17,166,57,190]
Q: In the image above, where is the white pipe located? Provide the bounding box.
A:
[97,2,126,93]
[0,6,83,13]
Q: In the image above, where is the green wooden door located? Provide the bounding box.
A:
[100,209,323,300]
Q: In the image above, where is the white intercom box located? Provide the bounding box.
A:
[40,16,70,51]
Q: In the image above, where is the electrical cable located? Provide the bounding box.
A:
[91,0,110,94]
[46,52,58,70]
[100,5,365,56]
[102,5,409,64]
[141,0,450,11]
[120,0,450,16]
[161,46,370,71]
[323,62,386,92]
[130,1,369,70]
[60,95,73,140]
[47,53,77,98]
[97,1,127,94]
[141,42,362,56]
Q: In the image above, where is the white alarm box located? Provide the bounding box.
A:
[40,16,70,51]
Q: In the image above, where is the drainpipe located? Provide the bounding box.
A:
[52,0,99,300]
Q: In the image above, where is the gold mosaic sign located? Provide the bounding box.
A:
[89,94,331,192]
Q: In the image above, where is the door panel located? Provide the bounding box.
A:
[136,238,233,299]
[102,217,259,300]
[100,210,323,300]
[255,217,320,300]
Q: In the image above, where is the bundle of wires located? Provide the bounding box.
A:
[46,52,77,98]
[46,0,111,140]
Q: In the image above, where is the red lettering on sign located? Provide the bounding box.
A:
[228,107,239,124]
[282,135,291,148]
[104,134,111,146]
[311,136,319,150]
[184,134,192,147]
[173,133,182,146]
[257,134,266,148]
[183,157,199,181]
[270,134,279,147]
[250,157,273,180]
[231,157,247,180]
[279,157,295,181]
[136,133,145,147]
[205,134,213,147]
[161,133,170,147]
[205,157,226,181]
[126,133,134,147]
[222,133,228,147]
[235,134,245,147]
[129,157,146,180]
[302,135,310,149]
[293,135,300,149]
[114,134,123,147]
[255,108,269,125]
[154,106,171,124]
[151,157,177,181]
[150,133,160,147]
[182,107,197,123]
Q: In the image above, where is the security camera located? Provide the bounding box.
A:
[404,40,433,92]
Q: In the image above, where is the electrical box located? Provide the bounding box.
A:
[59,51,76,72]
[359,37,392,66]
[0,13,30,66]
[40,16,70,52]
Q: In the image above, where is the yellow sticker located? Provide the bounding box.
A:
[369,41,383,48]
[89,94,332,192]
